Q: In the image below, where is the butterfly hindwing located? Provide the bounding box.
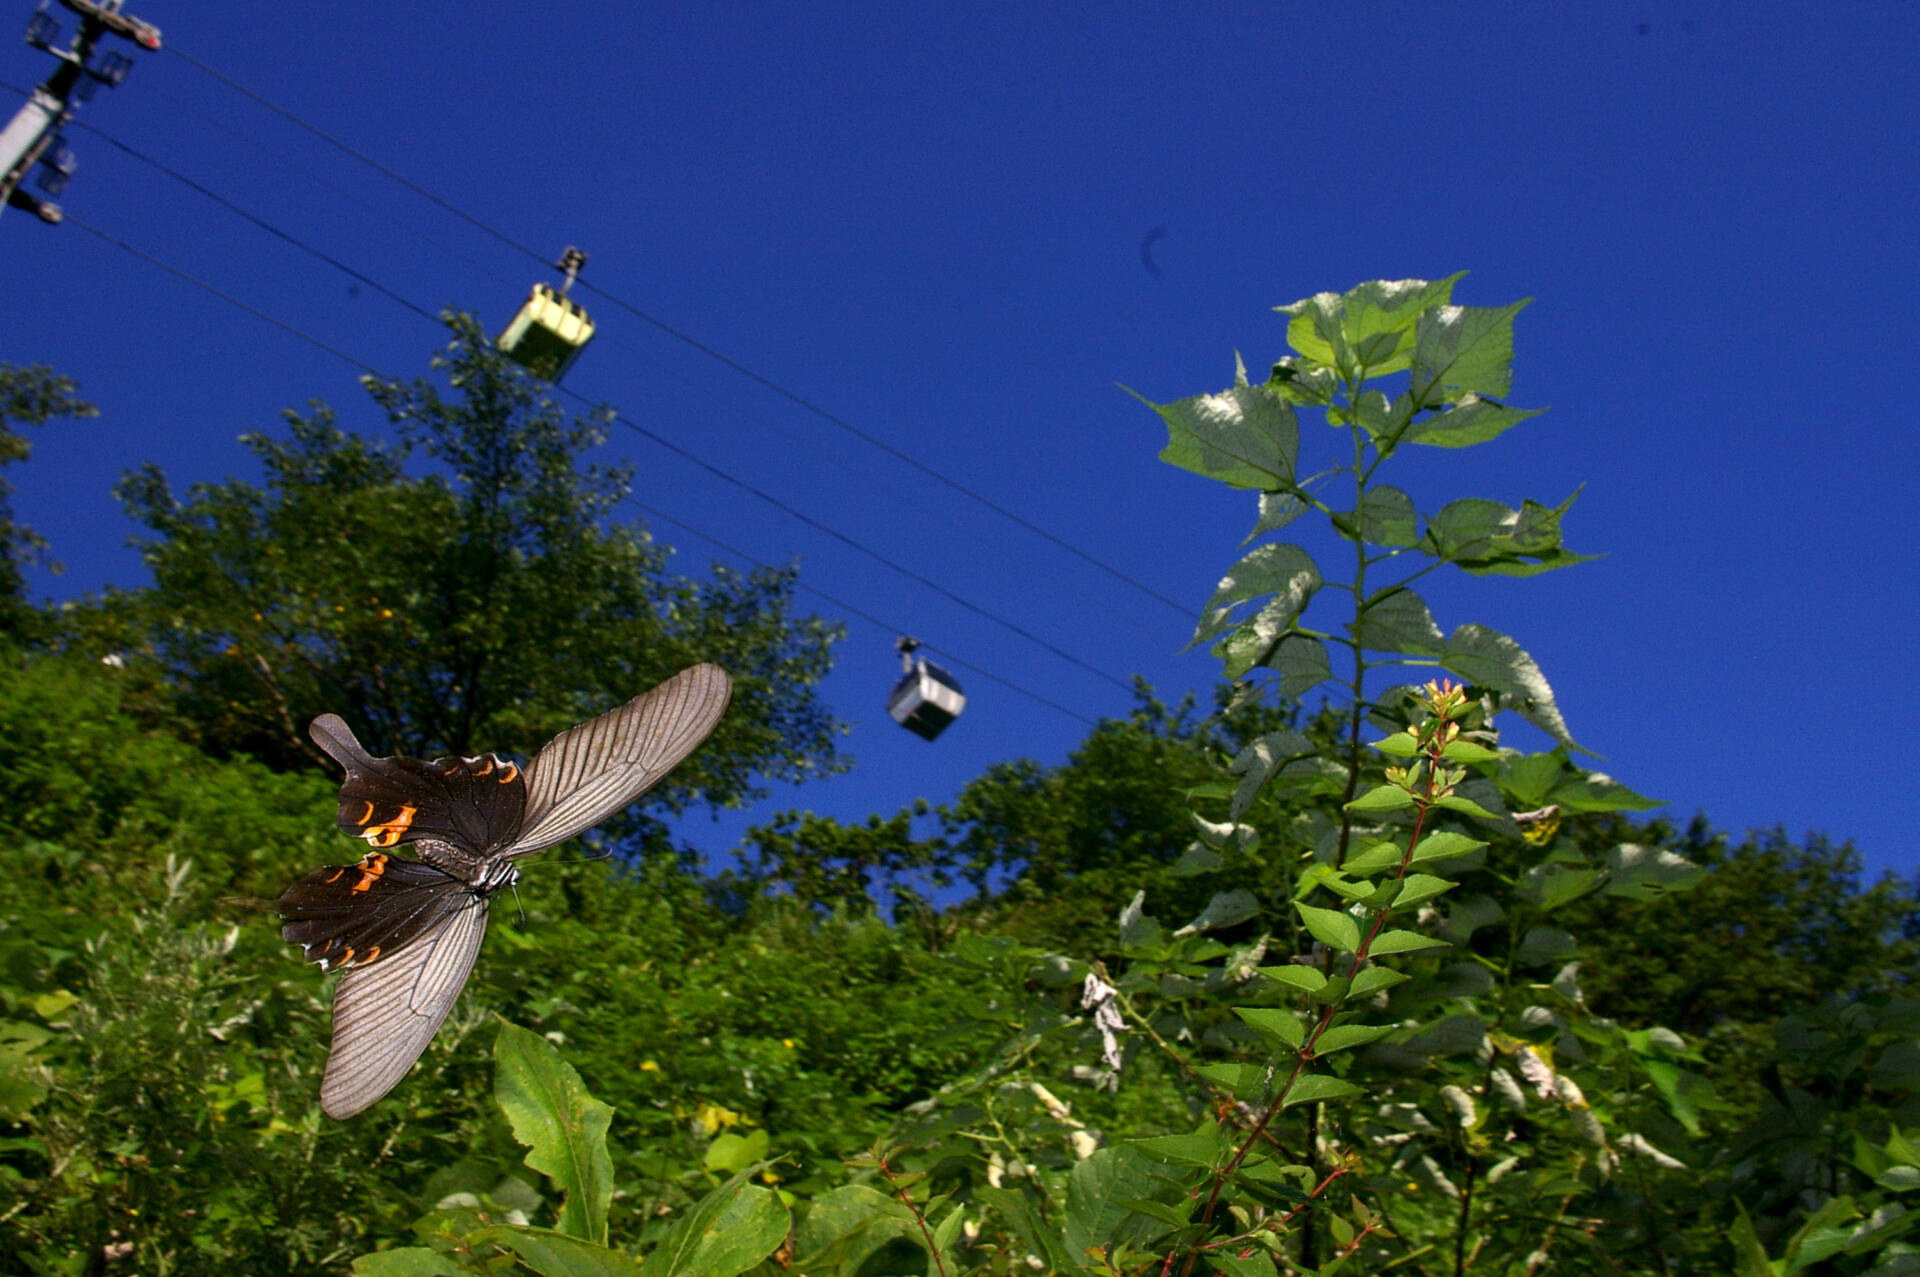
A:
[508,663,732,857]
[317,893,490,1119]
[309,714,528,857]
[278,853,471,971]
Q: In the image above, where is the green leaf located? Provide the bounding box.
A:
[1258,965,1329,994]
[1348,967,1410,1000]
[1334,486,1419,548]
[639,1168,789,1277]
[1604,844,1705,900]
[1353,586,1445,656]
[1264,634,1333,696]
[1295,903,1362,953]
[705,1127,770,1174]
[352,1249,466,1277]
[973,1187,1076,1274]
[1552,772,1663,813]
[1282,1073,1364,1108]
[1368,930,1450,956]
[1243,490,1308,544]
[792,1185,924,1277]
[1144,383,1299,489]
[470,1226,648,1277]
[1405,394,1545,448]
[1393,874,1458,910]
[1343,841,1405,875]
[1178,889,1261,935]
[1409,298,1530,406]
[1409,832,1484,865]
[1065,1144,1184,1259]
[1227,729,1315,818]
[1346,785,1414,813]
[1236,1006,1306,1050]
[1523,863,1603,911]
[1130,1123,1231,1168]
[1197,1062,1271,1096]
[495,1022,614,1245]
[1278,275,1462,376]
[1439,740,1499,763]
[1442,623,1577,749]
[1314,1023,1396,1056]
[1189,543,1322,651]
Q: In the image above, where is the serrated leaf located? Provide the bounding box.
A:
[1354,586,1445,656]
[1264,634,1333,696]
[1228,729,1315,819]
[1368,930,1451,956]
[1314,1024,1397,1056]
[1409,831,1484,865]
[1279,276,1462,377]
[1410,299,1530,406]
[1522,863,1604,911]
[1258,965,1328,993]
[1295,903,1361,953]
[1145,383,1299,489]
[495,1022,613,1245]
[1236,1007,1306,1050]
[1177,889,1261,936]
[1119,891,1163,949]
[1334,486,1420,548]
[1282,1074,1364,1108]
[1604,844,1705,900]
[1405,394,1545,448]
[1189,543,1322,650]
[1244,490,1308,544]
[1442,623,1576,749]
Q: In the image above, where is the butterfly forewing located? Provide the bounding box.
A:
[318,893,489,1119]
[309,714,528,857]
[508,663,732,857]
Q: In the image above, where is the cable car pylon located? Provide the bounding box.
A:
[0,0,161,224]
[887,636,966,741]
[498,245,595,381]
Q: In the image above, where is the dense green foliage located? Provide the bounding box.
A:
[0,363,97,638]
[1,281,1914,1275]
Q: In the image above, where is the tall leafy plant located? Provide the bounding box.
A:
[850,276,1716,1275]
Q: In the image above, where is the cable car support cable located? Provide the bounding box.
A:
[56,210,1126,716]
[160,42,1196,621]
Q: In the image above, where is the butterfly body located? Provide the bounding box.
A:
[279,663,731,1118]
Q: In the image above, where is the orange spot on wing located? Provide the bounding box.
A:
[498,762,519,784]
[362,805,418,848]
[358,800,376,822]
[362,945,381,964]
[351,853,390,892]
[340,946,355,965]
[474,756,493,776]
[323,868,346,883]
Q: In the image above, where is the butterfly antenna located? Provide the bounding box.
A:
[510,879,528,928]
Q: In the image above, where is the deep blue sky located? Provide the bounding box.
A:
[3,3,1914,884]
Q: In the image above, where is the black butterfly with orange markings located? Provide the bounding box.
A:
[279,663,731,1118]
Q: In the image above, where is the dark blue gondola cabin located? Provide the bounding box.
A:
[888,650,965,741]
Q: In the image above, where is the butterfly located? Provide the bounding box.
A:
[278,663,732,1118]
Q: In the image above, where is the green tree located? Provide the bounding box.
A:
[67,314,843,816]
[0,362,97,636]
